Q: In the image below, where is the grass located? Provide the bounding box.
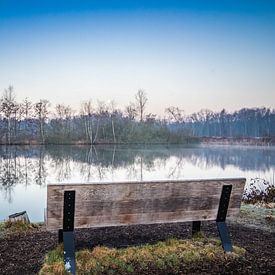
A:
[39,237,245,275]
[0,220,43,234]
[237,203,275,231]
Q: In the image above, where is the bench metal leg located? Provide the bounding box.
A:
[62,190,76,275]
[216,222,232,252]
[216,185,233,253]
[192,221,201,236]
[58,229,63,243]
[63,231,76,275]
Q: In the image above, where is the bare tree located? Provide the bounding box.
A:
[135,89,147,122]
[1,86,16,144]
[92,100,111,143]
[165,106,185,123]
[13,101,22,139]
[64,105,74,136]
[55,104,65,119]
[34,99,50,144]
[81,100,94,144]
[22,98,33,119]
[55,104,66,138]
[56,104,73,120]
[109,100,117,143]
[19,98,33,139]
[97,100,108,142]
[125,102,137,120]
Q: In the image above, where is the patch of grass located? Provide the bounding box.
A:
[232,203,275,232]
[0,222,5,232]
[39,238,245,275]
[0,220,42,234]
[191,230,205,240]
[240,203,275,223]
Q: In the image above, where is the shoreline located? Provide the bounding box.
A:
[201,137,275,146]
[0,137,274,146]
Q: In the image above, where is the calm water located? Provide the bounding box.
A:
[0,144,274,222]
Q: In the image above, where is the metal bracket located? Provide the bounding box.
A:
[192,221,201,236]
[217,185,232,222]
[63,191,75,231]
[62,190,76,275]
[216,185,233,252]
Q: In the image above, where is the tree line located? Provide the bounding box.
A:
[0,86,274,145]
[183,108,275,138]
[0,86,194,144]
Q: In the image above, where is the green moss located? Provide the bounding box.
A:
[39,238,245,275]
[46,245,64,265]
[192,231,205,240]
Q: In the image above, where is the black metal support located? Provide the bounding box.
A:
[62,190,76,275]
[216,185,233,252]
[63,191,75,232]
[63,231,76,274]
[58,229,63,243]
[192,221,201,236]
[217,222,232,252]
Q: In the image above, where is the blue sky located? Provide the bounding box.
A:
[0,0,274,114]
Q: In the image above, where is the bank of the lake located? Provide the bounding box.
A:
[201,136,275,146]
[1,136,275,146]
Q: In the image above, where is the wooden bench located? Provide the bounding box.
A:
[46,178,246,274]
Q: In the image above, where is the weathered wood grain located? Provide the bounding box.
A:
[46,178,246,231]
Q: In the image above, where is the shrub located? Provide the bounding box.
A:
[243,178,275,204]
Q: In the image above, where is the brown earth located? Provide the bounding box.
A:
[0,221,274,275]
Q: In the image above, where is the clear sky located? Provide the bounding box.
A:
[0,0,274,114]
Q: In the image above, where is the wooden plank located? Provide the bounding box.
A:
[47,195,242,219]
[46,178,246,231]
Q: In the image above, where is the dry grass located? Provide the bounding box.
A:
[39,237,245,275]
[0,220,42,234]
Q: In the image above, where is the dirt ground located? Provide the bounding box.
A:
[0,220,274,275]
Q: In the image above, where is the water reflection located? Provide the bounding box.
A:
[1,144,275,221]
[0,144,275,203]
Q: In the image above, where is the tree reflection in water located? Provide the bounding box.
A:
[0,144,275,202]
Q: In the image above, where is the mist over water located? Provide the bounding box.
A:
[0,144,274,222]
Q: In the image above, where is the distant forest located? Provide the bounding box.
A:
[0,86,274,145]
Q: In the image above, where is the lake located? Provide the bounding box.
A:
[0,144,274,222]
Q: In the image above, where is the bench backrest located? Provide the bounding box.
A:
[46,178,246,231]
